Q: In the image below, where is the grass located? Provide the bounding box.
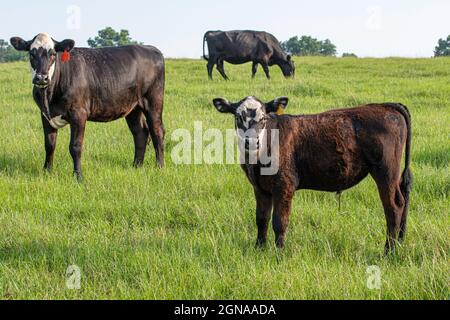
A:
[0,57,448,299]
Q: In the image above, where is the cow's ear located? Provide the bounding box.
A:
[266,97,289,114]
[287,55,292,61]
[10,37,31,51]
[213,98,236,114]
[54,39,75,52]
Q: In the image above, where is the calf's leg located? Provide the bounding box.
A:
[372,171,405,254]
[126,108,149,167]
[41,114,58,171]
[255,190,273,247]
[272,188,294,248]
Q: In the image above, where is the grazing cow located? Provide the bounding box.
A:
[203,30,295,80]
[10,33,165,180]
[213,96,412,254]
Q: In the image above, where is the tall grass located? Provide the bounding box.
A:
[0,57,448,299]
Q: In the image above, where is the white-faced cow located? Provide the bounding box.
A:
[213,96,412,254]
[10,33,165,180]
[203,30,295,80]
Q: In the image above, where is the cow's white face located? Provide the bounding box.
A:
[10,33,75,89]
[29,33,57,87]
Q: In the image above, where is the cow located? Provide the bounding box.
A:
[203,30,295,80]
[212,96,412,254]
[10,33,165,181]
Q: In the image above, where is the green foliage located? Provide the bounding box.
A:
[434,35,450,57]
[0,39,28,63]
[342,53,358,58]
[0,58,448,299]
[87,27,143,48]
[281,36,337,56]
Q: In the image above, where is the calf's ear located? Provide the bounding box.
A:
[266,97,289,114]
[213,98,236,114]
[54,39,75,52]
[10,37,31,51]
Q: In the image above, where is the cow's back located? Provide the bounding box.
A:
[57,45,164,121]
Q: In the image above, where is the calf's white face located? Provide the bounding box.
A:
[10,33,75,88]
[235,96,266,131]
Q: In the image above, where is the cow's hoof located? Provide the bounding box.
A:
[74,172,83,182]
[255,239,267,249]
[275,238,285,249]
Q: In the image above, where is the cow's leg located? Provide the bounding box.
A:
[126,107,149,167]
[261,63,271,79]
[272,187,294,248]
[207,59,215,80]
[252,62,259,79]
[41,114,58,171]
[255,190,273,248]
[216,59,229,80]
[69,113,87,181]
[143,86,165,168]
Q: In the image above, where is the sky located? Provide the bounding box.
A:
[1,0,449,58]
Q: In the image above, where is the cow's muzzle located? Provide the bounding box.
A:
[33,74,50,88]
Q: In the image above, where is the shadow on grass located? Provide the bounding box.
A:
[0,153,42,177]
[415,148,449,169]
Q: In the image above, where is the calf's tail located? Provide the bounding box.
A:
[387,103,413,199]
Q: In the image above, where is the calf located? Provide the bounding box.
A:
[213,96,412,253]
[10,33,165,180]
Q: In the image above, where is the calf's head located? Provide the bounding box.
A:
[213,96,288,174]
[213,96,289,130]
[10,33,75,88]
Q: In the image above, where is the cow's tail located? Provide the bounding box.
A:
[203,32,210,61]
[386,103,413,200]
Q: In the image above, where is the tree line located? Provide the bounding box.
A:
[1,28,449,63]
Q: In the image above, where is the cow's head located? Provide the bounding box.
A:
[213,96,289,131]
[279,55,295,78]
[10,33,75,88]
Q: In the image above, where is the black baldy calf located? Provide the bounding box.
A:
[10,33,165,180]
[203,30,295,80]
[213,96,412,253]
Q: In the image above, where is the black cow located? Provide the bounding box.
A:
[10,33,165,180]
[203,30,295,80]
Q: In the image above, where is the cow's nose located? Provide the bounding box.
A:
[33,74,49,86]
[36,74,49,82]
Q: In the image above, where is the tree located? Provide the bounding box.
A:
[434,35,450,57]
[281,36,337,56]
[0,39,28,63]
[87,27,143,48]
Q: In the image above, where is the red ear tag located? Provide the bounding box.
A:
[61,50,70,63]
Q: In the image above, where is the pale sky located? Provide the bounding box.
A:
[1,0,449,58]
